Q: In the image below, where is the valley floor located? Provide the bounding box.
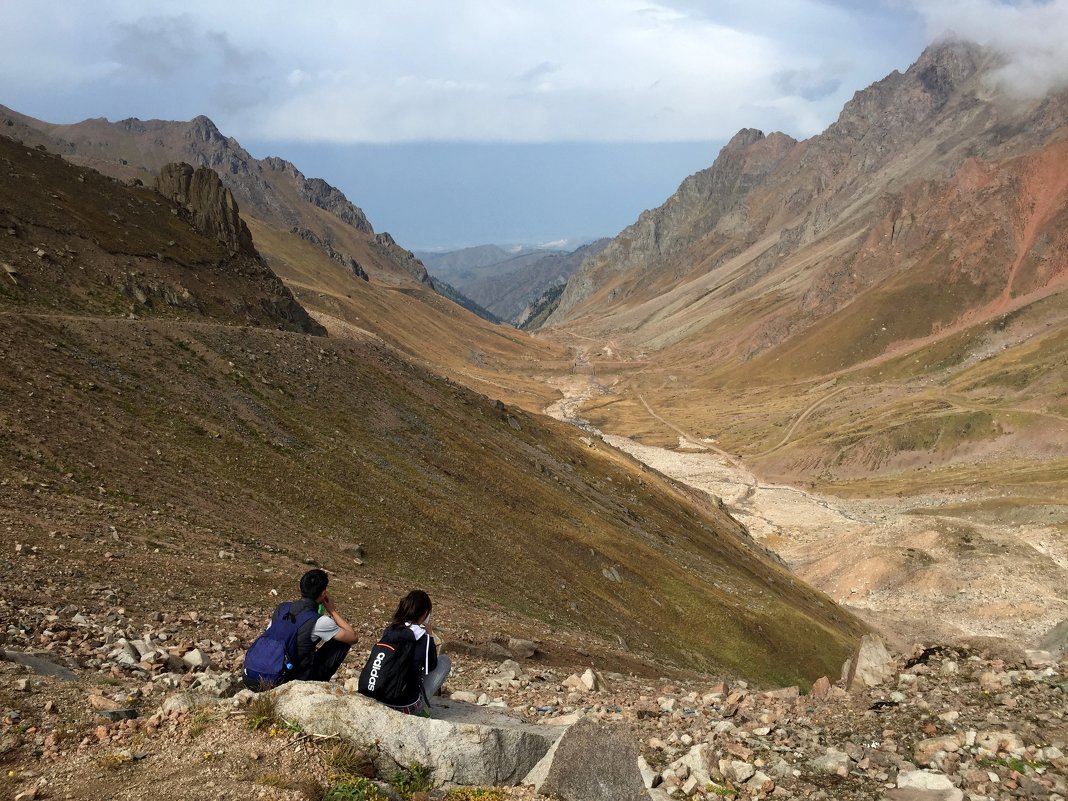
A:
[544,375,1068,651]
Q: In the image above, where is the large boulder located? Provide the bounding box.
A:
[845,633,895,690]
[524,717,648,801]
[270,682,560,786]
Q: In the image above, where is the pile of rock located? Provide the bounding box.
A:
[3,595,1065,801]
[1,589,256,681]
[433,637,1066,800]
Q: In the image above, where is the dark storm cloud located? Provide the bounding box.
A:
[111,14,264,80]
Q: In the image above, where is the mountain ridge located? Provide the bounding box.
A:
[547,40,1067,336]
[0,105,429,286]
[537,38,1068,502]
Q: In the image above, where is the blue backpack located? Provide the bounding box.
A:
[243,602,319,690]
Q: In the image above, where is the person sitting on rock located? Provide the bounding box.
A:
[362,589,450,715]
[249,568,358,687]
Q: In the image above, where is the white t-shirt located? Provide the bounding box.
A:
[312,614,340,643]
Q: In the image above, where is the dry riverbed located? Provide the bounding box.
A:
[545,378,1068,651]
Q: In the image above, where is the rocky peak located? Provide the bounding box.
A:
[154,162,256,256]
[829,39,986,146]
[723,127,767,151]
[913,38,986,93]
[187,115,225,144]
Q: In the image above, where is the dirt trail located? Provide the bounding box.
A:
[545,369,1068,647]
[753,383,856,457]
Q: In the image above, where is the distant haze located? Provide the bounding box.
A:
[244,140,724,250]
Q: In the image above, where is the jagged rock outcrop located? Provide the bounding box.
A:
[154,162,256,256]
[374,231,431,284]
[299,176,374,234]
[0,136,323,333]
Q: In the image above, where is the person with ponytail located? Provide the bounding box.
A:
[359,589,451,715]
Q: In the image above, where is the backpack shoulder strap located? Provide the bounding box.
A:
[294,607,319,629]
[273,601,293,623]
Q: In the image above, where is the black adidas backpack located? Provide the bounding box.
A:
[243,602,319,690]
[357,637,418,704]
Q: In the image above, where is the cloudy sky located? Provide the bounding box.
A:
[2,1,1066,249]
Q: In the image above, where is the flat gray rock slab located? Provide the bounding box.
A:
[271,681,562,786]
[0,649,78,680]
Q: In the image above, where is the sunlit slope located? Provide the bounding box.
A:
[0,314,864,686]
[0,128,864,684]
[247,218,569,412]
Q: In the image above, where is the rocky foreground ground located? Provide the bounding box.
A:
[1,586,1065,801]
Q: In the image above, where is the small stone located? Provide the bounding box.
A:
[508,637,537,658]
[99,709,138,722]
[88,694,122,711]
[637,756,658,789]
[746,771,774,794]
[897,769,963,800]
[562,673,584,690]
[809,749,851,775]
[182,648,210,670]
[762,686,799,701]
[1024,650,1054,669]
[496,659,523,681]
[722,759,756,783]
[580,668,602,691]
[809,676,832,699]
[915,734,963,766]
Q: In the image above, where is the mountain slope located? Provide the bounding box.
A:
[0,136,318,333]
[548,41,1067,347]
[423,241,611,323]
[540,40,1068,496]
[0,107,569,412]
[0,106,426,286]
[0,136,865,685]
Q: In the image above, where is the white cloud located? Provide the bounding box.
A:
[245,0,843,142]
[0,0,931,143]
[912,0,1068,98]
[287,69,310,88]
